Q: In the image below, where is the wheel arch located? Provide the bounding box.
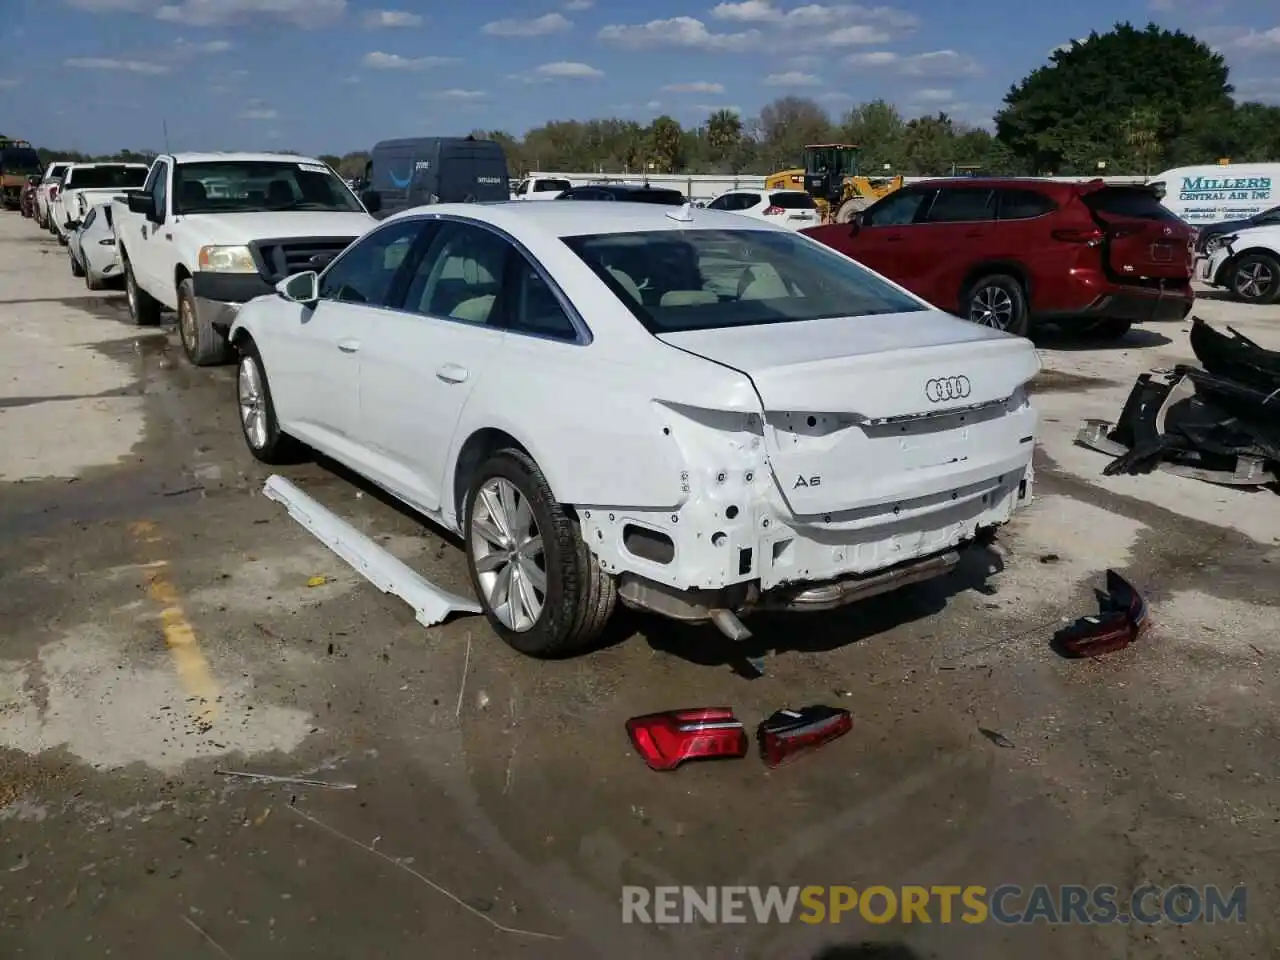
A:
[450,427,537,531]
[174,262,192,290]
[959,260,1032,314]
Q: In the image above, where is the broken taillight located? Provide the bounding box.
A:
[763,205,785,215]
[1054,569,1149,658]
[625,708,748,771]
[757,705,853,768]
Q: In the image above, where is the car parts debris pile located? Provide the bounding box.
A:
[1076,317,1280,488]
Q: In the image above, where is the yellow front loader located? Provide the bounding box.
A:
[766,144,904,223]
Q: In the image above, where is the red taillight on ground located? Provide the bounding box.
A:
[625,707,748,771]
[1053,569,1149,658]
[1051,227,1103,245]
[757,706,852,768]
[763,205,785,215]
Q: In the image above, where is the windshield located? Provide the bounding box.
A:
[172,160,364,214]
[1,148,41,174]
[563,228,925,334]
[65,165,148,189]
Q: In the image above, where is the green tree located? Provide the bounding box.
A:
[706,109,743,167]
[995,23,1234,173]
[647,115,684,173]
[839,99,906,174]
[756,96,833,172]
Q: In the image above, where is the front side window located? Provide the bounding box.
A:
[565,228,925,334]
[318,219,424,306]
[150,162,169,218]
[81,208,97,230]
[769,191,817,210]
[863,189,931,226]
[171,160,364,215]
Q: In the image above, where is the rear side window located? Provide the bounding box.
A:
[710,193,757,211]
[536,179,571,192]
[1085,188,1179,221]
[925,188,995,223]
[863,188,931,226]
[629,190,685,205]
[998,189,1057,220]
[769,192,816,209]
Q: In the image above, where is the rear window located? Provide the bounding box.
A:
[622,189,685,205]
[65,165,148,189]
[769,192,816,209]
[925,188,996,223]
[536,179,571,192]
[1085,187,1179,221]
[563,227,924,334]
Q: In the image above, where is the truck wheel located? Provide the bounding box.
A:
[464,449,617,658]
[963,274,1029,337]
[124,261,163,326]
[177,278,234,366]
[1230,252,1280,305]
[236,338,304,465]
[69,251,85,278]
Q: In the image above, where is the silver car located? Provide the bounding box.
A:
[67,202,123,290]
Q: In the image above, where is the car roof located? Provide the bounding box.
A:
[903,176,1132,196]
[169,152,327,165]
[385,199,792,239]
[569,183,683,193]
[67,161,149,168]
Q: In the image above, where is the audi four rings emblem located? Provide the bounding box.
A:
[925,375,971,403]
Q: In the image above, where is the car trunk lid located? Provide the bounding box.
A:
[659,312,1040,517]
[1081,184,1193,281]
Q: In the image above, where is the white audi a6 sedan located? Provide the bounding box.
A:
[229,200,1040,657]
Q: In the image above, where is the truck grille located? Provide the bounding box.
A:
[249,237,356,283]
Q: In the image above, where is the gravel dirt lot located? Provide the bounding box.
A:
[1,212,1277,959]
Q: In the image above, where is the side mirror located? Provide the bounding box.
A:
[361,190,382,213]
[127,191,160,222]
[276,270,319,305]
[67,220,82,231]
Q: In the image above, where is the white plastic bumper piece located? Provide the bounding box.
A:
[262,474,482,627]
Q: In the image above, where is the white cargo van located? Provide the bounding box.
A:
[1151,163,1280,226]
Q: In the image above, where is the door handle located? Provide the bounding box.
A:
[436,363,469,383]
[337,339,361,354]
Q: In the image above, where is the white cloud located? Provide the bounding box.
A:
[1049,38,1084,56]
[662,81,725,93]
[694,103,742,114]
[173,37,231,54]
[238,106,277,120]
[1218,27,1280,54]
[763,71,820,86]
[912,87,954,102]
[431,88,487,99]
[154,0,345,27]
[0,78,19,88]
[64,56,169,74]
[564,0,592,8]
[821,25,890,45]
[818,90,854,102]
[710,1,918,30]
[362,9,422,27]
[62,0,151,9]
[646,98,662,108]
[845,49,982,77]
[482,13,571,36]
[362,51,454,70]
[1235,77,1280,103]
[533,60,603,78]
[598,17,760,51]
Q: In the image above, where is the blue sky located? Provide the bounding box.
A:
[0,0,1277,156]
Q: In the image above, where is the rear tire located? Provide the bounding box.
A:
[1229,252,1280,305]
[963,274,1029,337]
[178,278,235,366]
[464,449,617,658]
[124,260,163,326]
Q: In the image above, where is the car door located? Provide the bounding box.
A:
[908,186,997,308]
[268,218,427,461]
[838,186,935,279]
[131,160,172,298]
[355,219,512,514]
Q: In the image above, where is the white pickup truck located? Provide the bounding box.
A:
[112,152,376,365]
[51,162,149,243]
[509,175,572,200]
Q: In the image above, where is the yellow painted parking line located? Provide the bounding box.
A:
[129,521,221,725]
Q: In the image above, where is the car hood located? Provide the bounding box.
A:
[172,210,376,244]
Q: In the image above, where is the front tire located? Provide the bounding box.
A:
[1084,318,1132,340]
[177,278,234,366]
[69,250,84,277]
[963,274,1029,337]
[236,338,304,465]
[124,260,163,326]
[464,450,617,658]
[1230,252,1280,305]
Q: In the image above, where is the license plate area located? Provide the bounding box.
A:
[1150,241,1173,262]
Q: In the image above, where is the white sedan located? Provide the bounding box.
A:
[229,201,1039,656]
[1198,224,1280,305]
[67,202,123,290]
[706,189,821,230]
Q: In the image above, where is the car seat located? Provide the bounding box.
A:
[737,263,789,300]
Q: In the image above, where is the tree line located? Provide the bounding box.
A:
[19,23,1280,182]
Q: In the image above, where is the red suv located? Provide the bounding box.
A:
[802,178,1194,338]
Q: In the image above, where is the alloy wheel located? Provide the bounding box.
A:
[469,478,547,632]
[238,356,268,450]
[969,285,1014,329]
[1235,260,1275,300]
[179,299,197,353]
